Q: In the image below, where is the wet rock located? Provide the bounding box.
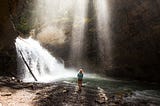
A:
[108,102,117,106]
[96,87,108,104]
[27,84,36,90]
[95,98,106,104]
[17,79,23,83]
[11,77,15,80]
[63,89,68,93]
[96,90,108,104]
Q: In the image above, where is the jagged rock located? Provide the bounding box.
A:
[96,87,108,104]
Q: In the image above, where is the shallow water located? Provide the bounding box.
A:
[64,77,160,105]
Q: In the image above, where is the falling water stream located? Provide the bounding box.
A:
[15,37,77,82]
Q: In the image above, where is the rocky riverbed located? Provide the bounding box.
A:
[0,76,159,106]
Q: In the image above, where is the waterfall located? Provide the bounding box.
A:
[15,37,76,82]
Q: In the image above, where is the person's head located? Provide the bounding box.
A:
[79,69,83,73]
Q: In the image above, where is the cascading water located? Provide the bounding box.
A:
[15,37,77,82]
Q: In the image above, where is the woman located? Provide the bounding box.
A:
[77,69,84,91]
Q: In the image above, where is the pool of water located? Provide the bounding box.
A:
[63,77,160,105]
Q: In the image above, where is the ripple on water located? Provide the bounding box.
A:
[124,90,160,105]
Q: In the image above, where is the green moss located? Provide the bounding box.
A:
[16,16,31,34]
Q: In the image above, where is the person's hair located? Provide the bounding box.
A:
[79,69,83,73]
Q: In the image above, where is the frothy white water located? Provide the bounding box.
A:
[15,37,77,82]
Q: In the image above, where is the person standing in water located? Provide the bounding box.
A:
[77,69,84,91]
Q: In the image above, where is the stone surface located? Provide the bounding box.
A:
[0,0,18,76]
[106,0,160,82]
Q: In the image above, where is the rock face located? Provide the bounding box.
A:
[9,0,34,35]
[0,0,18,76]
[107,0,160,82]
[81,0,102,71]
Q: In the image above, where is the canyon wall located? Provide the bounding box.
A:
[107,0,160,82]
[0,0,18,76]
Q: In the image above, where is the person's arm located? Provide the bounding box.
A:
[77,73,80,78]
